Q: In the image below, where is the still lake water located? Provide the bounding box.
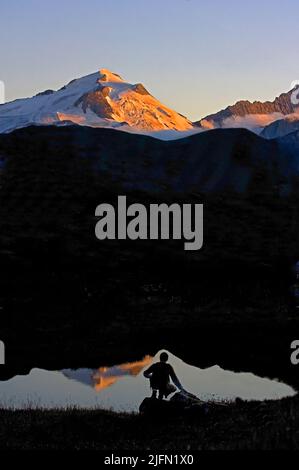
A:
[0,351,296,412]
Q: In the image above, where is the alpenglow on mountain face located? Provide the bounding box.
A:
[2,70,299,139]
[0,69,193,134]
[195,86,299,135]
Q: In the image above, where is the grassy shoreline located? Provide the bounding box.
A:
[1,395,299,450]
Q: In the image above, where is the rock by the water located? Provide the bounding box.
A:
[139,392,210,419]
[139,396,183,418]
[139,392,231,419]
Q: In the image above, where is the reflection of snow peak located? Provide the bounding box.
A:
[63,356,153,392]
[0,351,296,412]
[61,350,296,405]
[92,356,153,391]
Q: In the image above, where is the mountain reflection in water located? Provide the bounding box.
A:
[0,351,296,412]
[63,356,153,391]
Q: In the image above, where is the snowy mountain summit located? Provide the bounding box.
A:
[0,69,193,134]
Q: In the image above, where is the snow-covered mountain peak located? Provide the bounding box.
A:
[0,69,193,134]
[98,68,125,83]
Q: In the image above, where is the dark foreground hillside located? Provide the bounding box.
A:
[0,126,298,378]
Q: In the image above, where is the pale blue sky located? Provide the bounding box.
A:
[0,0,298,120]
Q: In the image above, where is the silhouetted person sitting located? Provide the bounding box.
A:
[143,352,183,400]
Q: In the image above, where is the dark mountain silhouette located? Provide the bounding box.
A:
[262,115,299,139]
[277,130,299,157]
[0,125,296,197]
[1,124,299,379]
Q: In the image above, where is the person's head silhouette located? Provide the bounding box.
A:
[160,352,169,363]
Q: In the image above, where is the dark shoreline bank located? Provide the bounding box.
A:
[1,394,299,450]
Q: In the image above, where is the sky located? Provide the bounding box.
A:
[0,0,298,121]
